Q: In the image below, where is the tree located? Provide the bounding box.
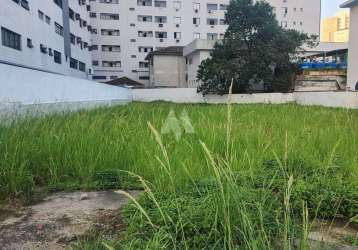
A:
[197,0,317,95]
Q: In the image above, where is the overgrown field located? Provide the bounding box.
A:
[1,102,357,249]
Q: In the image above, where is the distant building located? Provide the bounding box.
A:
[0,0,92,79]
[321,10,350,43]
[183,39,217,88]
[147,39,350,89]
[88,0,322,85]
[146,46,187,88]
[341,0,358,91]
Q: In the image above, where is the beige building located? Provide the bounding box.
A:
[341,0,358,90]
[321,10,350,43]
[146,46,187,88]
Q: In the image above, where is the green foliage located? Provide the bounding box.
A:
[120,183,283,249]
[93,169,142,190]
[197,0,317,95]
[1,103,358,249]
[255,159,358,219]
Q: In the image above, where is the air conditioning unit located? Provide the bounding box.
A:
[88,68,93,75]
[158,23,163,27]
[208,10,212,13]
[211,25,214,28]
[195,24,199,27]
[176,39,180,43]
[195,9,198,13]
[86,5,91,11]
[75,13,80,20]
[159,38,164,42]
[77,37,82,43]
[176,24,180,28]
[48,48,53,56]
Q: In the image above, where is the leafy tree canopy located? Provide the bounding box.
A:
[197,0,317,95]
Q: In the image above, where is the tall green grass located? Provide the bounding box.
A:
[1,102,358,248]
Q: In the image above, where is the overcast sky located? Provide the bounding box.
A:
[321,0,347,18]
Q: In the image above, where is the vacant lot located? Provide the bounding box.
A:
[1,102,357,249]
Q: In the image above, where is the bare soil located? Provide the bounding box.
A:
[0,190,140,250]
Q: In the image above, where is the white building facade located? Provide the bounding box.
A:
[0,0,92,79]
[89,0,322,85]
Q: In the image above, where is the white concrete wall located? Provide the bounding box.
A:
[347,5,358,90]
[133,88,358,109]
[0,63,131,119]
[294,92,358,108]
[132,88,295,104]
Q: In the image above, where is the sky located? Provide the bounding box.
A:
[321,0,347,18]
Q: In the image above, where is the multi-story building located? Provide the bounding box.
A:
[89,0,322,85]
[321,10,350,43]
[0,0,92,79]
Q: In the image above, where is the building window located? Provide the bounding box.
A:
[137,0,152,6]
[79,61,86,72]
[102,61,121,67]
[27,38,33,48]
[45,16,51,24]
[101,29,120,36]
[38,10,44,20]
[102,45,121,52]
[69,8,75,20]
[92,75,107,80]
[138,15,152,22]
[100,13,119,20]
[155,16,167,23]
[54,0,62,8]
[54,50,61,64]
[154,0,166,8]
[207,33,218,40]
[1,27,21,51]
[20,0,30,10]
[55,22,64,36]
[70,57,78,69]
[70,34,76,44]
[139,61,149,68]
[92,60,99,66]
[193,17,200,25]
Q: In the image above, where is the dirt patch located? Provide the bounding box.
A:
[0,190,140,250]
[306,219,358,250]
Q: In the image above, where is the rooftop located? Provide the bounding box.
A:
[340,0,358,8]
[105,76,144,88]
[145,46,184,60]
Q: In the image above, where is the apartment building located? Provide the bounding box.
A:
[89,0,322,85]
[0,0,92,79]
[321,10,350,43]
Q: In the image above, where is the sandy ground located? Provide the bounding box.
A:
[0,190,140,250]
